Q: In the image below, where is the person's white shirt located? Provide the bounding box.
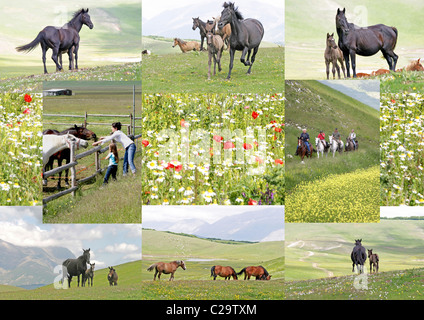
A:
[101,130,133,148]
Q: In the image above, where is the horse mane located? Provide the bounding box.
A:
[176,38,186,45]
[222,2,244,20]
[259,265,269,276]
[67,8,89,28]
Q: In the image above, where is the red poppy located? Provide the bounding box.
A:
[255,156,263,164]
[248,198,258,205]
[174,164,183,172]
[243,143,252,150]
[180,119,189,127]
[254,141,259,147]
[252,111,259,119]
[275,159,283,165]
[274,127,282,133]
[213,135,223,143]
[391,99,396,103]
[23,108,31,114]
[24,94,32,103]
[224,141,235,149]
[142,140,149,147]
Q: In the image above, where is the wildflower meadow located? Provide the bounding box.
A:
[0,92,42,205]
[141,93,285,205]
[380,92,424,205]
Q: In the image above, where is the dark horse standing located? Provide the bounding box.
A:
[218,2,264,79]
[16,9,93,74]
[62,248,91,288]
[351,239,367,274]
[336,8,398,78]
[192,17,208,51]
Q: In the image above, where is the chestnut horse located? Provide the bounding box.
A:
[237,266,271,280]
[147,260,186,281]
[297,137,313,164]
[210,265,238,280]
[172,38,200,53]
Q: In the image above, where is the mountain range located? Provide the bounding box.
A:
[0,239,74,288]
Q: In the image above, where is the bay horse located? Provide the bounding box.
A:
[297,137,313,164]
[172,38,201,53]
[336,8,398,78]
[210,265,238,280]
[43,125,96,189]
[192,17,208,51]
[351,239,367,274]
[206,21,224,80]
[237,266,271,280]
[368,249,379,274]
[147,260,186,281]
[82,263,95,287]
[325,33,345,79]
[16,9,93,74]
[345,137,358,152]
[107,266,118,286]
[62,248,90,288]
[218,2,264,79]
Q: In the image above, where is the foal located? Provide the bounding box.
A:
[367,249,379,273]
[325,33,345,79]
[205,21,224,80]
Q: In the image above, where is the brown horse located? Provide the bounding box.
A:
[213,16,231,50]
[172,38,201,53]
[397,58,424,72]
[147,260,186,281]
[206,21,224,80]
[82,263,95,287]
[367,249,379,274]
[210,265,238,280]
[325,33,345,79]
[237,266,271,280]
[297,137,314,164]
[345,137,358,152]
[107,266,118,286]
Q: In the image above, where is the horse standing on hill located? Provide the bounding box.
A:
[62,248,91,288]
[82,263,95,287]
[206,21,224,80]
[210,265,238,280]
[325,32,345,79]
[147,260,186,281]
[351,239,367,274]
[107,266,118,286]
[336,8,398,78]
[237,266,271,280]
[16,9,93,74]
[218,2,264,79]
[192,17,208,51]
[172,38,201,53]
[368,249,379,273]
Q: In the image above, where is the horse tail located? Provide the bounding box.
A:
[16,31,44,53]
[391,27,398,50]
[147,263,158,272]
[210,266,216,277]
[237,267,246,276]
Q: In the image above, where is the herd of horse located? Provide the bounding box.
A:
[174,2,264,80]
[325,8,423,79]
[147,261,272,281]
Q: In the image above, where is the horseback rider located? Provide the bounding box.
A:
[296,128,311,156]
[349,129,357,149]
[317,130,328,148]
[332,128,342,150]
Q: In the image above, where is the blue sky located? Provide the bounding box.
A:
[0,207,141,270]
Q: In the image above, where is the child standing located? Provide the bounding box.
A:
[103,142,119,185]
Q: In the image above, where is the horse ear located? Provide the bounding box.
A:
[342,8,345,13]
[331,33,334,37]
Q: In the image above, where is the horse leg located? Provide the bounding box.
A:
[240,47,250,66]
[335,61,341,79]
[208,52,212,80]
[247,47,259,74]
[57,52,62,72]
[227,48,235,79]
[213,53,217,76]
[349,50,357,78]
[41,44,48,74]
[51,45,62,72]
[68,47,74,70]
[74,44,79,70]
[169,272,174,281]
[338,57,346,78]
[217,49,222,72]
[325,60,330,79]
[343,51,351,78]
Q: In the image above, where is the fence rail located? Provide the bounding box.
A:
[43,134,142,206]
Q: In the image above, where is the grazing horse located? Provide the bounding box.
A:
[82,263,95,287]
[345,137,358,152]
[172,38,201,53]
[297,137,313,164]
[351,239,367,274]
[192,17,208,51]
[43,133,88,167]
[336,8,398,78]
[218,2,264,79]
[325,33,345,79]
[329,135,343,157]
[206,21,224,80]
[16,9,93,74]
[237,266,271,280]
[315,138,328,158]
[368,249,379,274]
[107,266,118,286]
[62,248,90,288]
[43,125,97,189]
[147,260,186,281]
[210,265,238,280]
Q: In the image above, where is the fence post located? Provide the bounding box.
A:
[84,111,88,128]
[95,149,100,173]
[70,141,77,197]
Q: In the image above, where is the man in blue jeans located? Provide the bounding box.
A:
[295,128,310,156]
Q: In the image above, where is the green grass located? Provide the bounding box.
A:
[141,44,284,93]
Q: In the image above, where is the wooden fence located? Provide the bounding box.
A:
[43,134,142,205]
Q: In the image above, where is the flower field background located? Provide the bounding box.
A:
[141,93,285,206]
[380,92,424,206]
[0,93,42,206]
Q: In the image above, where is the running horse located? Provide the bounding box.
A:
[336,8,398,78]
[351,239,367,274]
[237,266,271,280]
[16,9,93,74]
[210,265,238,280]
[297,137,313,164]
[218,2,264,79]
[147,260,186,281]
[367,249,379,274]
